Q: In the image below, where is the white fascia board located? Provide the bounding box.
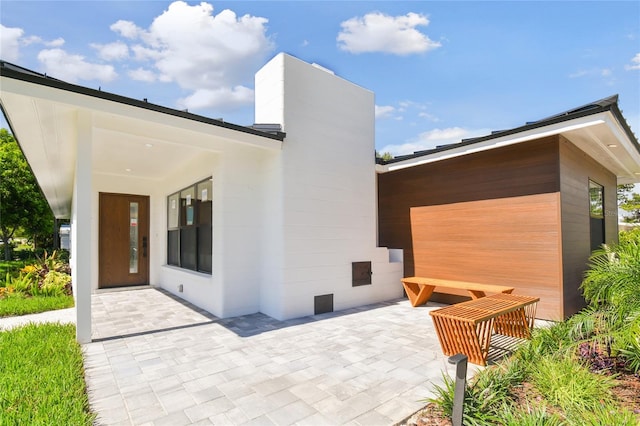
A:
[1,76,282,152]
[380,114,608,173]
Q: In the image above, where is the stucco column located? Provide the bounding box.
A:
[73,110,93,343]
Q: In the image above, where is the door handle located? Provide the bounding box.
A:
[142,236,148,257]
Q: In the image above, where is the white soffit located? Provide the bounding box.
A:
[0,75,283,218]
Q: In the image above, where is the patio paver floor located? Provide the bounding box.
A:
[81,288,476,425]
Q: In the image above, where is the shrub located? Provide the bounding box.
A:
[497,403,566,426]
[1,272,36,296]
[582,236,640,312]
[530,356,615,413]
[428,363,521,425]
[568,403,639,426]
[39,271,71,297]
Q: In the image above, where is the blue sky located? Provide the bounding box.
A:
[1,1,639,157]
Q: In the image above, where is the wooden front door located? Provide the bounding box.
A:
[99,193,149,288]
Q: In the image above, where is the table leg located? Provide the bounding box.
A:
[402,282,435,307]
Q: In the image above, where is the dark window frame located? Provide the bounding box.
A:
[167,177,212,274]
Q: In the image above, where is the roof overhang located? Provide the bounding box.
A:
[377,102,640,185]
[0,64,284,218]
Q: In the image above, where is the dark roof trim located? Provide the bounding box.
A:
[0,61,285,142]
[380,94,639,165]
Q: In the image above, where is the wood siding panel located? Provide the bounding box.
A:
[559,137,619,318]
[410,193,562,320]
[378,137,560,279]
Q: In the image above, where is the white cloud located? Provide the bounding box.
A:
[178,86,254,111]
[128,67,157,82]
[375,105,396,119]
[1,24,67,62]
[625,53,640,70]
[418,111,440,122]
[37,49,117,83]
[110,20,142,39]
[337,12,441,55]
[45,37,65,48]
[601,68,612,77]
[378,127,490,157]
[109,1,273,111]
[91,41,129,61]
[0,25,24,62]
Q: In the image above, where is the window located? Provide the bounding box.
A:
[589,180,605,251]
[167,178,213,273]
[589,180,604,218]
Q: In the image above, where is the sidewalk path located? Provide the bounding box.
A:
[0,306,75,331]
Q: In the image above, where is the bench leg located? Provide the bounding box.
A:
[431,315,493,366]
[468,290,486,299]
[402,282,435,307]
[493,302,538,339]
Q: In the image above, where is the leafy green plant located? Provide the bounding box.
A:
[530,356,616,413]
[568,403,639,426]
[582,237,640,312]
[428,366,512,425]
[516,321,575,365]
[39,271,71,297]
[497,403,566,426]
[2,272,35,295]
[617,332,640,373]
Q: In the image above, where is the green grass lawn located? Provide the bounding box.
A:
[0,323,95,425]
[0,294,74,317]
[0,259,31,278]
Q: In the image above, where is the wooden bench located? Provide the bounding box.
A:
[429,293,539,366]
[401,277,515,307]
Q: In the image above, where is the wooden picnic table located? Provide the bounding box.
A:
[401,277,515,307]
[429,293,539,366]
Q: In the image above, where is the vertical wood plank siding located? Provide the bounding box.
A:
[559,137,618,317]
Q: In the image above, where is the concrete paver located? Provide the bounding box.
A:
[2,287,482,425]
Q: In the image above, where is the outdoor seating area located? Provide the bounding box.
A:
[429,293,539,366]
[401,276,515,307]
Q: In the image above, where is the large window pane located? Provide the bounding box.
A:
[198,225,212,273]
[168,192,179,229]
[589,180,605,251]
[167,230,179,266]
[181,186,196,227]
[197,180,212,226]
[168,178,213,274]
[589,180,604,218]
[129,202,139,273]
[180,227,197,270]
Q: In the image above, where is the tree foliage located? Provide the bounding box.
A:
[0,128,54,260]
[617,184,640,223]
[375,151,394,162]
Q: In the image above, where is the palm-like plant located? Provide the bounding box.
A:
[582,236,640,310]
[579,230,640,372]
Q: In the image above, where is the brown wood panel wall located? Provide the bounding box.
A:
[559,137,619,318]
[378,137,561,279]
[410,193,562,320]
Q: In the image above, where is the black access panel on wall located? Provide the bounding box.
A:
[352,261,372,286]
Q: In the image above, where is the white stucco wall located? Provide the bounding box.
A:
[255,53,403,320]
